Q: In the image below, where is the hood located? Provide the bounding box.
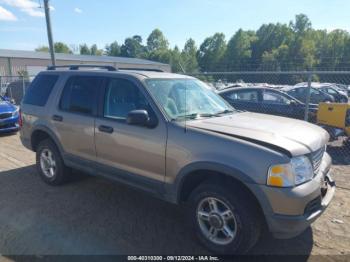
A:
[187,112,329,156]
[0,100,16,113]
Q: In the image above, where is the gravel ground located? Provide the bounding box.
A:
[0,133,349,259]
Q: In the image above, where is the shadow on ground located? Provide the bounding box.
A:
[0,165,313,256]
[327,139,350,165]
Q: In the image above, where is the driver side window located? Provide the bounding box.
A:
[104,78,148,120]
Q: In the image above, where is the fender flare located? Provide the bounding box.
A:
[173,161,256,203]
[31,125,65,155]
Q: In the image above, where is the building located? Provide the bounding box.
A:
[0,49,171,77]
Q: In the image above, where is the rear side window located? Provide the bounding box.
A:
[60,76,102,115]
[23,74,58,106]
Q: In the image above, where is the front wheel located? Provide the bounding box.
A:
[188,182,262,254]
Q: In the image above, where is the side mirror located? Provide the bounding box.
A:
[127,110,150,127]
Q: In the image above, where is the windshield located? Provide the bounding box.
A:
[145,79,234,121]
[0,96,5,102]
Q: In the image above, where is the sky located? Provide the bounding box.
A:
[0,0,350,52]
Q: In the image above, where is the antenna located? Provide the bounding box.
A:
[184,82,187,133]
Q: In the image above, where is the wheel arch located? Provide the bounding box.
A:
[31,126,64,154]
[175,162,255,203]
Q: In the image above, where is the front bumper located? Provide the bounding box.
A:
[0,116,19,133]
[249,153,335,239]
[268,171,335,239]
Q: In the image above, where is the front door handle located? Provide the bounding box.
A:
[52,115,63,122]
[98,125,114,134]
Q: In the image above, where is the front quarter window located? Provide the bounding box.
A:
[145,79,234,120]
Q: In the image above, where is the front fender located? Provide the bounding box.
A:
[172,161,256,203]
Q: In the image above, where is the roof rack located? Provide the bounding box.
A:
[119,68,164,72]
[47,65,118,71]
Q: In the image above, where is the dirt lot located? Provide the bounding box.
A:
[0,133,349,258]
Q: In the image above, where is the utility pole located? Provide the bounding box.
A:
[44,0,56,66]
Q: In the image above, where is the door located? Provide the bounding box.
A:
[95,77,167,184]
[51,76,102,162]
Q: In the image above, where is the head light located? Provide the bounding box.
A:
[267,156,313,187]
[12,108,19,117]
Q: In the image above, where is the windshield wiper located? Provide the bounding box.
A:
[214,109,235,116]
[173,113,215,121]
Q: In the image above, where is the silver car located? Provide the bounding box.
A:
[20,65,335,254]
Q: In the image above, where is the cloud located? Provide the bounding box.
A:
[74,7,82,14]
[0,0,45,17]
[0,5,17,20]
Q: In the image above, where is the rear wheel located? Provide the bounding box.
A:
[188,181,262,254]
[36,139,70,185]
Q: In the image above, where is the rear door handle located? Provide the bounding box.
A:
[98,125,114,134]
[52,115,63,122]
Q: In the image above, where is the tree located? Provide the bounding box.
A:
[181,38,198,73]
[105,41,121,56]
[170,46,184,73]
[35,46,50,52]
[90,44,103,56]
[35,42,72,54]
[146,29,172,64]
[290,14,312,35]
[147,29,169,52]
[120,35,145,58]
[225,29,257,70]
[79,44,90,55]
[54,42,73,54]
[197,33,226,72]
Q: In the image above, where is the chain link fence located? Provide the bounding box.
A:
[0,75,33,105]
[191,71,350,165]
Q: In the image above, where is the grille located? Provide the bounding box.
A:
[0,113,12,120]
[311,146,325,174]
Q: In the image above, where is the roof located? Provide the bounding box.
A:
[40,68,193,80]
[0,49,168,66]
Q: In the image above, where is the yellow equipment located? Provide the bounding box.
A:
[317,102,350,138]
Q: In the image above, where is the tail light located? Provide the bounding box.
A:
[19,109,23,128]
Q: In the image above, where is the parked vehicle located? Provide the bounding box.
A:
[218,87,318,121]
[0,95,20,133]
[282,85,335,104]
[317,102,350,140]
[20,65,335,254]
[309,83,348,103]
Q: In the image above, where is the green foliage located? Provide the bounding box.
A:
[79,44,103,56]
[34,14,350,72]
[181,38,199,73]
[120,35,146,58]
[105,41,121,56]
[197,33,227,72]
[35,42,72,54]
[147,29,169,52]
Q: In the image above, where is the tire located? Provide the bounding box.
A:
[188,181,262,254]
[36,139,70,185]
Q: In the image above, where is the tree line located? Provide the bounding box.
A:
[35,14,350,73]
